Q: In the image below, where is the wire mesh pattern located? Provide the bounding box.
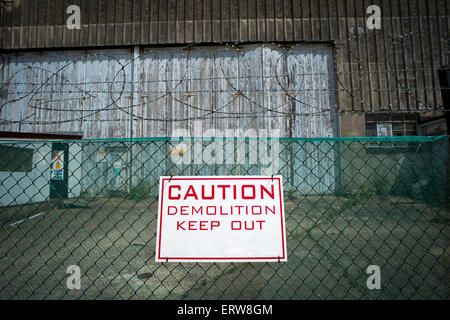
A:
[1,39,448,137]
[0,136,448,299]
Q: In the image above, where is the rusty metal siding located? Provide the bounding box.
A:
[0,1,447,48]
[0,0,448,113]
[0,44,337,139]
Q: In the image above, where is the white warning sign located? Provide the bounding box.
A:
[155,176,287,262]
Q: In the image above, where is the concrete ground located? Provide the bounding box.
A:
[0,195,448,300]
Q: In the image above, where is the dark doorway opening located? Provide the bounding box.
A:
[50,143,69,199]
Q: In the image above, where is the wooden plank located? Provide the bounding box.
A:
[221,0,231,42]
[239,0,248,42]
[265,0,275,41]
[247,0,257,41]
[96,0,107,47]
[184,0,193,43]
[131,0,142,45]
[202,0,212,43]
[149,0,159,44]
[256,0,266,41]
[167,0,177,44]
[79,0,89,47]
[114,0,124,46]
[292,0,301,40]
[193,0,203,43]
[140,0,150,45]
[211,0,221,42]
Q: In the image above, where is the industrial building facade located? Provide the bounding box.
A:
[0,1,449,301]
[1,0,448,204]
[0,0,448,139]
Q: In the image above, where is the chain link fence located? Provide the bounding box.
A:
[0,136,448,299]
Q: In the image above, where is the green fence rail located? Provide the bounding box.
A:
[0,136,448,299]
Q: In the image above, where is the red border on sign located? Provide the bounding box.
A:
[157,177,286,261]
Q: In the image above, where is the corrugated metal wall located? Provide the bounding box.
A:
[0,44,338,138]
[1,0,448,113]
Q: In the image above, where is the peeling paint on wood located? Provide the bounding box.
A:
[0,44,337,139]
